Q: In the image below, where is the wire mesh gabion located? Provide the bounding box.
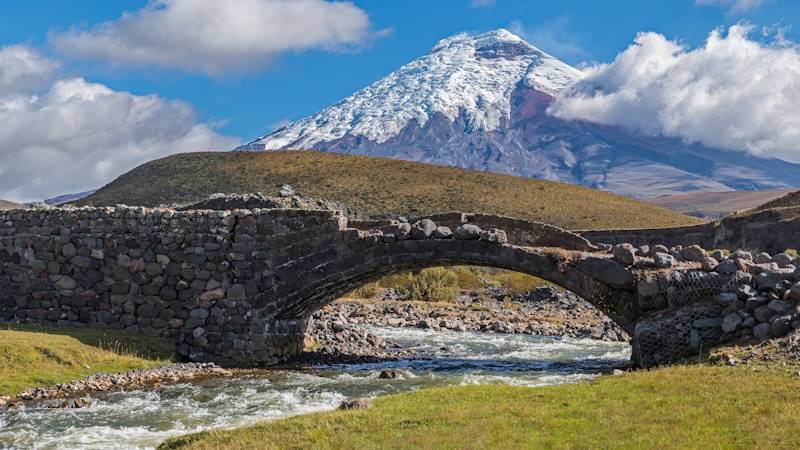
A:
[649,270,733,308]
[633,269,734,367]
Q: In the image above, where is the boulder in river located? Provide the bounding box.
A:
[339,397,373,410]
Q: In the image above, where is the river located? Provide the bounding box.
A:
[0,326,630,449]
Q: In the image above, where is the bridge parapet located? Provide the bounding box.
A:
[349,212,594,251]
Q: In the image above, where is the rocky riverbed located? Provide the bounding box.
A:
[296,285,630,364]
[1,285,627,406]
[0,363,231,408]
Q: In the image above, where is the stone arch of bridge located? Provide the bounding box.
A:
[272,238,640,334]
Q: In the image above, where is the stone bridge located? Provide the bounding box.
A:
[0,207,753,368]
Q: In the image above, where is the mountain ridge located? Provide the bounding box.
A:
[238,29,800,199]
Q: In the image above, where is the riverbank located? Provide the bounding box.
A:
[293,285,629,364]
[159,363,800,449]
[0,324,174,398]
[0,284,632,403]
[2,325,629,448]
[328,286,628,342]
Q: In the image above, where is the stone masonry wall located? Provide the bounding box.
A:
[0,207,343,366]
[580,207,800,254]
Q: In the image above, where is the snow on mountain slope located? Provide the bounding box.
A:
[246,29,582,150]
[238,29,800,199]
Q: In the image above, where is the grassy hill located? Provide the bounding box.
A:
[648,189,796,219]
[755,189,800,211]
[0,199,23,210]
[80,151,704,230]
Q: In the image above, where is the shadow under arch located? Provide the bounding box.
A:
[272,238,640,335]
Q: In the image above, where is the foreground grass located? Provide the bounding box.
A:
[80,151,702,230]
[0,323,173,396]
[161,364,800,449]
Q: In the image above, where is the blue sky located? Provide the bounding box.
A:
[2,0,797,140]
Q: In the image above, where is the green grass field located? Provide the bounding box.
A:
[160,363,800,449]
[0,323,173,396]
[79,151,703,230]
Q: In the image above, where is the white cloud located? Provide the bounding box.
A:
[469,0,495,7]
[0,45,239,202]
[695,0,767,13]
[548,24,800,163]
[49,0,380,75]
[0,45,59,93]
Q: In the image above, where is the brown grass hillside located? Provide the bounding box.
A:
[80,151,704,230]
[755,190,800,211]
[648,189,796,219]
[0,199,23,210]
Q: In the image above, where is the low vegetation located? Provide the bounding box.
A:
[346,266,550,301]
[755,189,800,210]
[392,268,460,303]
[160,363,800,449]
[0,323,173,396]
[79,151,703,230]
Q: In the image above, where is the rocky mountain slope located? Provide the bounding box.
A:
[240,29,800,199]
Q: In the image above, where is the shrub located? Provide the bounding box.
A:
[347,282,379,299]
[396,268,459,302]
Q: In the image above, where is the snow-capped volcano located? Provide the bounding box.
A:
[239,29,800,199]
[249,29,581,150]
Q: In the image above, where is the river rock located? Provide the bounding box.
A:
[701,257,719,271]
[379,369,403,379]
[767,300,790,315]
[433,226,452,239]
[55,276,77,290]
[479,228,508,244]
[757,269,797,291]
[411,219,437,240]
[681,245,707,263]
[746,296,768,312]
[754,252,773,264]
[454,224,481,240]
[339,398,372,410]
[278,184,294,197]
[396,223,411,238]
[753,323,771,341]
[716,259,739,274]
[770,315,793,337]
[721,313,742,333]
[754,305,777,323]
[653,252,675,268]
[650,244,669,256]
[789,282,800,302]
[773,253,794,268]
[613,244,636,266]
